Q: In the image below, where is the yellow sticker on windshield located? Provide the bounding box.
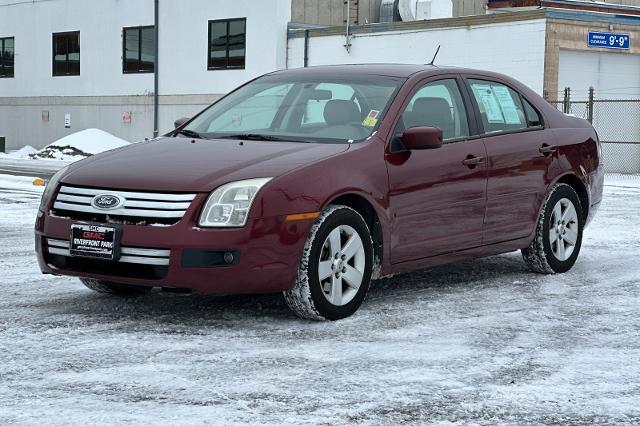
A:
[362,110,380,127]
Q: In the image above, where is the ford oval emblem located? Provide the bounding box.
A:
[91,194,124,210]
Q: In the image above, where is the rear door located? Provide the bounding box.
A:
[386,76,488,263]
[464,77,557,244]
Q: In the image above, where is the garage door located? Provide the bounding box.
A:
[559,49,640,173]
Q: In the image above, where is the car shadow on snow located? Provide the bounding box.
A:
[33,252,533,328]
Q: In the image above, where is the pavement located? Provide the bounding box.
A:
[0,177,639,424]
[0,158,65,179]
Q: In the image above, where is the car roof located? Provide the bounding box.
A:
[268,64,483,79]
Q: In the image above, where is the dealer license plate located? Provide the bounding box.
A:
[69,224,121,260]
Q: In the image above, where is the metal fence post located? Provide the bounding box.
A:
[0,136,5,153]
[563,87,571,114]
[587,86,594,124]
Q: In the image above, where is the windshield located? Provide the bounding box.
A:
[181,74,405,143]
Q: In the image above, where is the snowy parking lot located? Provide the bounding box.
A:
[1,176,639,424]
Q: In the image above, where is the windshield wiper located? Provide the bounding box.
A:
[217,133,297,142]
[176,129,204,139]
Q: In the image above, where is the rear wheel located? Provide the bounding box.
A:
[80,278,152,297]
[283,205,374,321]
[522,183,584,274]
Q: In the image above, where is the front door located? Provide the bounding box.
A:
[386,78,488,264]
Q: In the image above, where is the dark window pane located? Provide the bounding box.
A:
[0,38,14,77]
[140,27,155,72]
[208,19,245,69]
[125,29,139,60]
[53,32,80,76]
[123,27,155,73]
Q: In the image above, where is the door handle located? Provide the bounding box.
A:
[539,144,558,156]
[462,155,485,168]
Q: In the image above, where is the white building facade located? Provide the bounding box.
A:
[0,0,291,149]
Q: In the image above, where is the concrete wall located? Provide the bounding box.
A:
[0,0,291,150]
[288,13,547,94]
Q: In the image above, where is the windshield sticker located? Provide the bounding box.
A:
[473,84,504,123]
[492,86,522,125]
[362,110,380,127]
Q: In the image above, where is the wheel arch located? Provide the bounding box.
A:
[554,173,590,221]
[326,193,384,272]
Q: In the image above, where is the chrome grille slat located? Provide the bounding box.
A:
[58,185,196,201]
[53,185,196,221]
[53,201,187,218]
[46,239,170,266]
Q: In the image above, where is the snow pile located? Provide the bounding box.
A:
[29,129,130,160]
[0,145,38,159]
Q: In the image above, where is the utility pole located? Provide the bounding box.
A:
[153,0,159,138]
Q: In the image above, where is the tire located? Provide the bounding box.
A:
[522,183,584,274]
[80,278,152,297]
[283,205,374,321]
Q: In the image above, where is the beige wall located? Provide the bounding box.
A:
[453,0,487,17]
[544,19,640,101]
[291,0,380,25]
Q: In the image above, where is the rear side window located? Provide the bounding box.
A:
[398,79,469,141]
[469,80,527,134]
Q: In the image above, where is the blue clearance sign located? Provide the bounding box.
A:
[588,31,630,49]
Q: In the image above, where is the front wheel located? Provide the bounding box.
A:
[283,205,374,321]
[522,183,584,274]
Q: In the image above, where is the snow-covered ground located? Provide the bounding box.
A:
[1,177,639,424]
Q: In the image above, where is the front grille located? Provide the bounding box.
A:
[52,185,196,225]
[45,239,170,280]
[46,239,171,266]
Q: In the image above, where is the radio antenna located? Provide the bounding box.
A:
[428,45,441,66]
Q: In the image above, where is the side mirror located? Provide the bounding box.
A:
[174,117,190,129]
[400,126,443,150]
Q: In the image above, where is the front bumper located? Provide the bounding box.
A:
[35,195,311,294]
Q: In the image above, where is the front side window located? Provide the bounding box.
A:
[469,80,527,134]
[123,26,155,73]
[0,37,14,78]
[183,75,404,143]
[208,18,246,70]
[52,31,80,76]
[398,79,469,141]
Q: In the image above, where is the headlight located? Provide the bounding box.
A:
[198,178,272,227]
[39,165,69,210]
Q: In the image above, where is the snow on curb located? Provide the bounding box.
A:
[0,175,45,193]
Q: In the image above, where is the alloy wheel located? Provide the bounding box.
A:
[549,197,579,261]
[318,225,366,306]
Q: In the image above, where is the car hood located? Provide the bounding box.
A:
[62,137,349,192]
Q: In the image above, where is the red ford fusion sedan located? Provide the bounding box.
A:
[35,64,603,320]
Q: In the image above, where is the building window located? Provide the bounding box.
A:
[208,18,246,70]
[0,37,14,78]
[123,26,155,73]
[52,31,80,76]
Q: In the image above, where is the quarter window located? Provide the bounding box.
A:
[468,80,528,133]
[123,26,155,73]
[208,18,246,70]
[398,79,469,141]
[523,98,543,127]
[52,31,80,76]
[0,37,14,78]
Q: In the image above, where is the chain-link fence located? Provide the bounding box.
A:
[548,90,640,175]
